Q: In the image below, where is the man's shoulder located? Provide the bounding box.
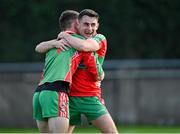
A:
[93,34,106,42]
[94,34,106,39]
[71,33,86,40]
[92,34,107,45]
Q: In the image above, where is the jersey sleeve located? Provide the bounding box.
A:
[82,52,104,81]
[92,34,107,59]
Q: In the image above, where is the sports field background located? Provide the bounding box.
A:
[1,0,180,131]
[0,125,180,133]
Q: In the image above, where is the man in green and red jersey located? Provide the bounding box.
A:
[60,9,118,134]
[33,10,104,133]
[36,9,118,133]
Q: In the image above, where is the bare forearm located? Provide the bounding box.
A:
[35,39,56,53]
[63,34,100,51]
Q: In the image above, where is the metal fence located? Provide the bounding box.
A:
[0,59,180,127]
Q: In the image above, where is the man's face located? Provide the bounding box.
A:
[78,15,99,38]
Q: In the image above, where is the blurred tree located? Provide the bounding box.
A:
[0,0,180,62]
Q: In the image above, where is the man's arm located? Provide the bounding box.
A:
[82,52,105,81]
[58,32,100,52]
[35,39,57,53]
[35,39,69,53]
[95,61,105,81]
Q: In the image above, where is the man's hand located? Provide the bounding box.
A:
[95,81,101,87]
[57,32,69,40]
[97,72,105,81]
[55,39,71,51]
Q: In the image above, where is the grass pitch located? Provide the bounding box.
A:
[0,125,180,133]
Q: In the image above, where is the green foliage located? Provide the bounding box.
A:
[0,0,180,62]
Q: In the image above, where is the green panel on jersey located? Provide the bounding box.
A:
[92,34,106,43]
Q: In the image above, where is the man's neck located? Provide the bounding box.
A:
[65,27,77,33]
[63,29,76,34]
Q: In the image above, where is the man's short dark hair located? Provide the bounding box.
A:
[59,10,79,30]
[78,9,99,20]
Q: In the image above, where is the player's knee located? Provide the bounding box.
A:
[36,121,49,133]
[103,126,118,133]
[48,125,54,133]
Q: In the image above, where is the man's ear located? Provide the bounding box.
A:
[74,21,80,33]
[77,21,80,28]
[96,22,99,30]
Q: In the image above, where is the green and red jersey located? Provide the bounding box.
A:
[69,34,107,98]
[39,41,80,85]
[39,33,104,86]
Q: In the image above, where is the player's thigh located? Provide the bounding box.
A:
[39,91,69,119]
[91,113,118,133]
[36,120,49,133]
[48,117,69,133]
